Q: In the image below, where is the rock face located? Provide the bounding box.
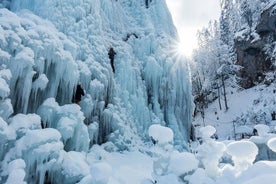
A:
[235,4,275,89]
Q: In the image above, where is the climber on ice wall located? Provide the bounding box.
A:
[108,47,116,73]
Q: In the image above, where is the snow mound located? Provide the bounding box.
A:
[237,161,276,184]
[196,136,226,178]
[148,124,173,144]
[199,125,216,139]
[242,174,276,184]
[254,124,270,136]
[227,140,258,173]
[168,151,199,176]
[90,162,112,183]
[189,168,214,184]
[227,140,258,161]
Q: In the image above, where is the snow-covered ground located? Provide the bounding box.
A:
[193,84,276,140]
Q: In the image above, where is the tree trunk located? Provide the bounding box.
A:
[217,82,222,110]
[221,74,229,110]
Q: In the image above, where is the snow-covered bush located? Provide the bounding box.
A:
[196,126,226,178]
[150,124,174,178]
[149,124,174,145]
[149,125,199,183]
[168,151,199,176]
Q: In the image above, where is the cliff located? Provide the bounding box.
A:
[235,4,276,88]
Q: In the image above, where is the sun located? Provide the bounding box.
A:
[168,30,198,61]
[176,28,199,58]
[168,39,193,61]
[176,36,198,58]
[171,40,194,59]
[177,41,189,56]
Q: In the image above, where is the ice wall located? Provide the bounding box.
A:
[0,1,192,169]
[0,0,193,181]
[2,0,193,147]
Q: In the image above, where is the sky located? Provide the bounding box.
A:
[165,0,221,57]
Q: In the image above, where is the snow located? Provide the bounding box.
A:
[14,128,62,155]
[226,140,258,173]
[86,146,153,184]
[267,137,276,152]
[90,162,112,183]
[227,141,258,160]
[9,113,41,138]
[199,125,217,140]
[6,159,26,184]
[236,161,276,184]
[168,151,199,176]
[148,124,174,144]
[193,85,276,140]
[58,151,90,184]
[196,133,226,178]
[189,168,214,184]
[254,124,270,136]
[242,174,276,184]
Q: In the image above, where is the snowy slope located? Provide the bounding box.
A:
[193,84,276,140]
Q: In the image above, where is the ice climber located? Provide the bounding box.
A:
[72,83,85,105]
[108,47,116,73]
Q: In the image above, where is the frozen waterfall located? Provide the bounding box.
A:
[0,0,193,183]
